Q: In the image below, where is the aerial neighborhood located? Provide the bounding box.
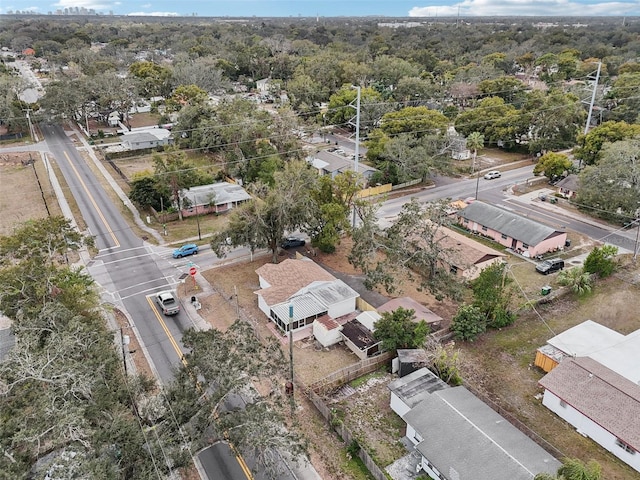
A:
[2,12,640,480]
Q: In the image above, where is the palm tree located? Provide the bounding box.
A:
[466,131,485,174]
[558,267,593,296]
[534,458,602,480]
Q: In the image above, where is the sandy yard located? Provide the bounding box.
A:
[0,151,61,236]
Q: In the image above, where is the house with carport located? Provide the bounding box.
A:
[255,258,359,336]
[389,368,561,480]
[457,201,567,257]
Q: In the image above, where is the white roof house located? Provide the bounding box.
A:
[255,258,359,334]
[535,320,640,384]
[181,183,251,209]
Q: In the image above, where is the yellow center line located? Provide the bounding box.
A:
[235,452,254,479]
[145,298,253,478]
[146,296,188,367]
[63,150,120,248]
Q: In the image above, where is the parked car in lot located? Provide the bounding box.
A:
[535,258,565,275]
[483,170,501,180]
[155,291,180,315]
[281,237,306,249]
[173,243,198,258]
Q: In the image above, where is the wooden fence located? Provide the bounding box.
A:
[308,351,393,395]
[304,356,393,480]
[357,183,392,198]
[391,178,422,190]
[355,297,376,312]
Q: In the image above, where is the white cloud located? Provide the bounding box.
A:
[54,0,114,10]
[127,11,179,16]
[409,0,639,17]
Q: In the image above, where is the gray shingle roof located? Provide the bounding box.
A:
[404,386,561,479]
[458,201,564,246]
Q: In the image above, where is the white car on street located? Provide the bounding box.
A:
[483,170,501,180]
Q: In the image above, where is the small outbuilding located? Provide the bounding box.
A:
[313,315,343,347]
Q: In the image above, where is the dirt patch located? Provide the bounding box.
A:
[331,372,407,468]
[0,152,60,236]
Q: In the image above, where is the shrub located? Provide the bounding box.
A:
[451,305,486,342]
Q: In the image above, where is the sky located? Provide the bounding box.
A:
[2,0,640,17]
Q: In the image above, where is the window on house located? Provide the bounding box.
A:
[522,243,529,249]
[559,400,567,408]
[501,233,507,239]
[414,432,423,443]
[616,438,636,454]
[450,265,458,274]
[481,225,488,231]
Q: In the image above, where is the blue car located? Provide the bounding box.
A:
[173,243,199,258]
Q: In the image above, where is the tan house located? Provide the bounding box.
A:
[555,174,579,199]
[435,225,506,280]
[377,297,443,330]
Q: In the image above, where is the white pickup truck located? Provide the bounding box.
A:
[155,291,180,315]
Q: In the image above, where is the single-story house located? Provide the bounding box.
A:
[121,128,172,151]
[555,174,579,199]
[457,201,567,257]
[256,77,271,94]
[435,225,506,280]
[307,150,378,180]
[534,320,640,384]
[539,357,640,473]
[390,368,561,480]
[180,182,252,217]
[377,297,443,330]
[255,258,359,334]
[107,111,121,127]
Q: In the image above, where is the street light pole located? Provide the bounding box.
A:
[475,171,481,200]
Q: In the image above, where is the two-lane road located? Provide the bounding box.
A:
[377,165,636,252]
[40,123,252,480]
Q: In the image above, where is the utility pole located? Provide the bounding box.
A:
[348,86,361,228]
[287,302,295,415]
[194,194,201,241]
[120,328,130,376]
[583,62,602,137]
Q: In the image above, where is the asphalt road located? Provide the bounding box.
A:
[39,123,254,480]
[377,164,637,253]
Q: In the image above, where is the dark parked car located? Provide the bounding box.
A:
[173,243,198,258]
[281,237,306,249]
[536,258,565,275]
